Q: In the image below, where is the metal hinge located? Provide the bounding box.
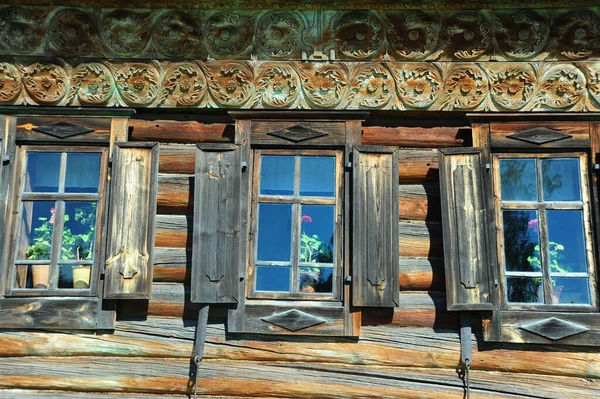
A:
[2,154,9,165]
[594,164,600,171]
[345,161,352,169]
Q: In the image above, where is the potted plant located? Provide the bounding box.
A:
[25,208,55,288]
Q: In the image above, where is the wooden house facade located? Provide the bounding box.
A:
[0,0,600,397]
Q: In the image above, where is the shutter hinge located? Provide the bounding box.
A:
[344,276,352,283]
[239,272,245,281]
[485,163,491,171]
[594,164,600,171]
[2,154,9,164]
[494,278,498,287]
[345,161,352,169]
[108,157,113,166]
[241,161,248,172]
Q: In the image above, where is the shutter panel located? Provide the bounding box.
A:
[104,142,159,299]
[352,146,399,307]
[438,148,494,311]
[191,144,245,304]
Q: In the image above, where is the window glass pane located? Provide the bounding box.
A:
[14,264,51,289]
[25,153,60,192]
[541,158,581,201]
[255,266,290,292]
[552,277,590,305]
[506,277,543,303]
[499,159,537,201]
[65,153,101,193]
[300,205,334,264]
[300,267,333,293]
[546,210,587,273]
[300,156,335,197]
[58,264,92,289]
[61,202,97,261]
[256,203,292,261]
[17,201,56,261]
[260,155,295,196]
[503,210,540,272]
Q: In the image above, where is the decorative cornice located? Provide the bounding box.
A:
[1,60,599,112]
[1,7,600,62]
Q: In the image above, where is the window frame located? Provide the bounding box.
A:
[247,148,344,302]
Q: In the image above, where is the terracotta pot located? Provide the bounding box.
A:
[72,265,91,288]
[31,265,50,289]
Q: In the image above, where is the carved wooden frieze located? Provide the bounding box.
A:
[2,6,600,62]
[3,60,600,112]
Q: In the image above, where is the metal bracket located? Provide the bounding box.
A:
[192,304,210,399]
[241,161,248,172]
[345,161,352,169]
[485,163,491,171]
[594,164,600,171]
[2,154,9,165]
[344,276,352,283]
[460,312,472,399]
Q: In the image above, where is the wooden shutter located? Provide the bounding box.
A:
[104,142,159,299]
[352,146,399,307]
[191,144,245,304]
[438,148,494,311]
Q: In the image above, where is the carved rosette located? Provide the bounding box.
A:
[334,11,384,60]
[442,11,492,60]
[298,63,348,108]
[48,9,96,56]
[71,63,114,106]
[21,63,68,105]
[444,65,488,109]
[204,12,254,59]
[255,11,302,59]
[0,6,44,54]
[0,63,22,103]
[494,10,549,61]
[386,11,439,61]
[488,64,536,110]
[204,61,253,107]
[582,62,600,108]
[537,65,585,109]
[390,63,442,109]
[152,11,202,58]
[160,62,206,107]
[348,63,393,108]
[101,9,150,57]
[550,10,600,60]
[255,63,299,108]
[114,63,160,106]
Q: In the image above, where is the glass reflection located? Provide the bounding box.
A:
[61,202,97,261]
[65,153,101,193]
[260,156,295,196]
[547,210,587,274]
[541,158,580,201]
[299,205,334,264]
[299,267,333,293]
[17,201,56,260]
[300,156,335,197]
[256,203,292,261]
[507,277,543,303]
[503,210,540,272]
[499,159,537,201]
[255,266,290,292]
[552,277,590,305]
[25,153,60,192]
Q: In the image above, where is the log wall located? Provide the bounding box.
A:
[0,119,598,398]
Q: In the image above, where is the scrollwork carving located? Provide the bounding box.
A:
[582,62,600,108]
[390,62,442,109]
[0,6,44,54]
[443,64,488,109]
[298,62,348,108]
[255,63,299,108]
[494,10,549,60]
[101,9,150,57]
[21,62,68,105]
[255,11,302,59]
[386,11,439,61]
[152,11,202,58]
[549,10,600,60]
[114,63,160,106]
[0,63,22,103]
[71,62,114,105]
[204,12,254,59]
[441,11,492,60]
[160,62,206,107]
[537,65,585,109]
[334,11,384,60]
[48,9,97,56]
[347,63,393,108]
[204,61,253,107]
[488,64,536,110]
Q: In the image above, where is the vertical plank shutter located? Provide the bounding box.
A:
[104,142,159,299]
[438,148,494,310]
[352,146,399,307]
[191,144,244,304]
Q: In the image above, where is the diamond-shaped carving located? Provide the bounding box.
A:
[266,125,328,143]
[33,122,95,139]
[519,317,589,341]
[507,127,572,145]
[261,309,326,332]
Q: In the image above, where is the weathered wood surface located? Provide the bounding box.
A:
[362,126,468,148]
[0,392,194,399]
[490,122,590,149]
[157,174,193,215]
[129,120,235,143]
[159,146,438,183]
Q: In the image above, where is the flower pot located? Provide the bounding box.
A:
[31,265,50,289]
[551,285,563,304]
[72,265,91,288]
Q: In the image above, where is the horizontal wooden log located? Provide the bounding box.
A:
[362,126,468,148]
[159,146,439,183]
[129,119,234,143]
[0,391,189,399]
[157,174,193,214]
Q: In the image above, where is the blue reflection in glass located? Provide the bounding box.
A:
[506,277,543,303]
[541,158,580,201]
[260,156,295,196]
[503,210,540,272]
[500,159,537,201]
[553,277,590,305]
[547,210,587,273]
[26,153,61,192]
[299,205,334,264]
[65,153,101,193]
[256,203,292,261]
[300,156,335,197]
[256,266,290,292]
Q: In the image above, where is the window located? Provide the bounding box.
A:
[249,150,342,300]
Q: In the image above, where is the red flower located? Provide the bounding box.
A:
[301,215,312,223]
[50,208,55,215]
